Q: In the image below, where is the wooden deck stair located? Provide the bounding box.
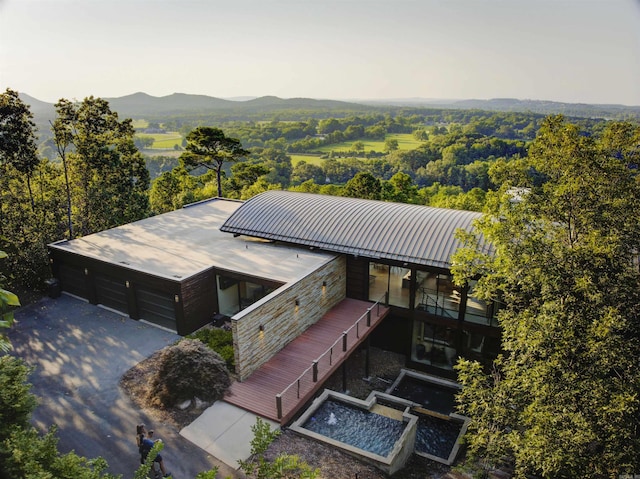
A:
[224,298,389,424]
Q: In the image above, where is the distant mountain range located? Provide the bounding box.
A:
[19,92,640,132]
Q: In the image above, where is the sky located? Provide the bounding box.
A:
[1,0,640,106]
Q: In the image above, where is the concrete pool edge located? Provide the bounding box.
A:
[288,389,418,475]
[386,368,470,466]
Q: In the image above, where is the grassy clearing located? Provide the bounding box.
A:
[136,132,183,149]
[131,119,149,129]
[290,154,325,166]
[315,133,421,154]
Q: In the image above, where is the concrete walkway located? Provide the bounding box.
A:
[8,295,245,479]
[180,402,279,469]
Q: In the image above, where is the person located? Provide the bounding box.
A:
[140,430,171,477]
[136,424,146,453]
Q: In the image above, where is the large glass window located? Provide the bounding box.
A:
[411,320,459,371]
[217,275,275,316]
[412,319,501,371]
[368,262,410,308]
[460,329,501,368]
[463,280,502,327]
[414,271,460,319]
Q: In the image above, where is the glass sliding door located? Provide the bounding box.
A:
[368,262,410,308]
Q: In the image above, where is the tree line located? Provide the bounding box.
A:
[0,88,625,295]
[2,86,640,477]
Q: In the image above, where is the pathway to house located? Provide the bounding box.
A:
[226,297,389,423]
[181,297,389,468]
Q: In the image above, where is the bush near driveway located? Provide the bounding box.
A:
[148,339,231,409]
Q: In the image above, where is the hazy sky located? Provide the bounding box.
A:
[1,0,640,105]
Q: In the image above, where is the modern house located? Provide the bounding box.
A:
[49,190,501,386]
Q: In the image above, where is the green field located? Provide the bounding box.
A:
[290,154,325,166]
[131,119,149,129]
[136,132,183,149]
[315,133,421,154]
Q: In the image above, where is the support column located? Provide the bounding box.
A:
[342,361,347,392]
[365,336,371,379]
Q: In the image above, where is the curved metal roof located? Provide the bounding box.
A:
[220,191,485,269]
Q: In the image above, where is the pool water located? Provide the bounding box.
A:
[302,399,406,457]
[390,376,456,415]
[415,413,462,458]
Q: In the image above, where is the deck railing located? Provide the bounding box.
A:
[275,295,387,420]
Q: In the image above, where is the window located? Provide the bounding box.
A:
[411,320,459,371]
[368,262,410,308]
[463,280,502,327]
[217,275,276,316]
[414,271,460,319]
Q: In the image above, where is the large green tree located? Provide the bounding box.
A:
[52,97,150,237]
[180,127,249,198]
[452,116,640,478]
[342,171,382,200]
[0,89,40,211]
[1,90,64,288]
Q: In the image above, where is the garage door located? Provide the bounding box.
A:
[94,274,128,314]
[136,287,176,331]
[58,263,89,299]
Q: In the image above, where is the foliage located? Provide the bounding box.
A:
[226,161,270,199]
[238,418,319,479]
[52,96,151,237]
[180,126,249,198]
[0,356,37,441]
[1,89,61,290]
[0,251,20,353]
[187,327,235,371]
[0,88,40,208]
[452,116,640,478]
[342,172,382,200]
[148,339,231,408]
[2,425,118,479]
[381,172,419,204]
[0,356,117,478]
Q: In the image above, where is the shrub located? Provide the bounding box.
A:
[147,339,231,408]
[0,356,37,442]
[188,327,235,372]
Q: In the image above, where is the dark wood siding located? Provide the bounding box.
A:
[57,262,89,299]
[346,256,369,300]
[178,268,217,335]
[50,248,183,332]
[137,286,176,331]
[94,273,128,313]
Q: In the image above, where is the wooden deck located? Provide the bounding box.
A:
[224,298,390,424]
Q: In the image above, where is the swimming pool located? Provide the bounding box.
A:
[290,390,418,475]
[290,370,470,472]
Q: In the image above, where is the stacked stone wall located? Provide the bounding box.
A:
[233,255,346,380]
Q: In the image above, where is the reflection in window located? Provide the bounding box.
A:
[463,279,490,325]
[464,280,502,327]
[411,320,459,370]
[411,319,502,371]
[461,329,501,368]
[368,262,410,308]
[217,275,274,316]
[414,271,460,319]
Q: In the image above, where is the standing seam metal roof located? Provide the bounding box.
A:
[220,190,485,269]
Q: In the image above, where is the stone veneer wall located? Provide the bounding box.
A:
[232,255,346,381]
